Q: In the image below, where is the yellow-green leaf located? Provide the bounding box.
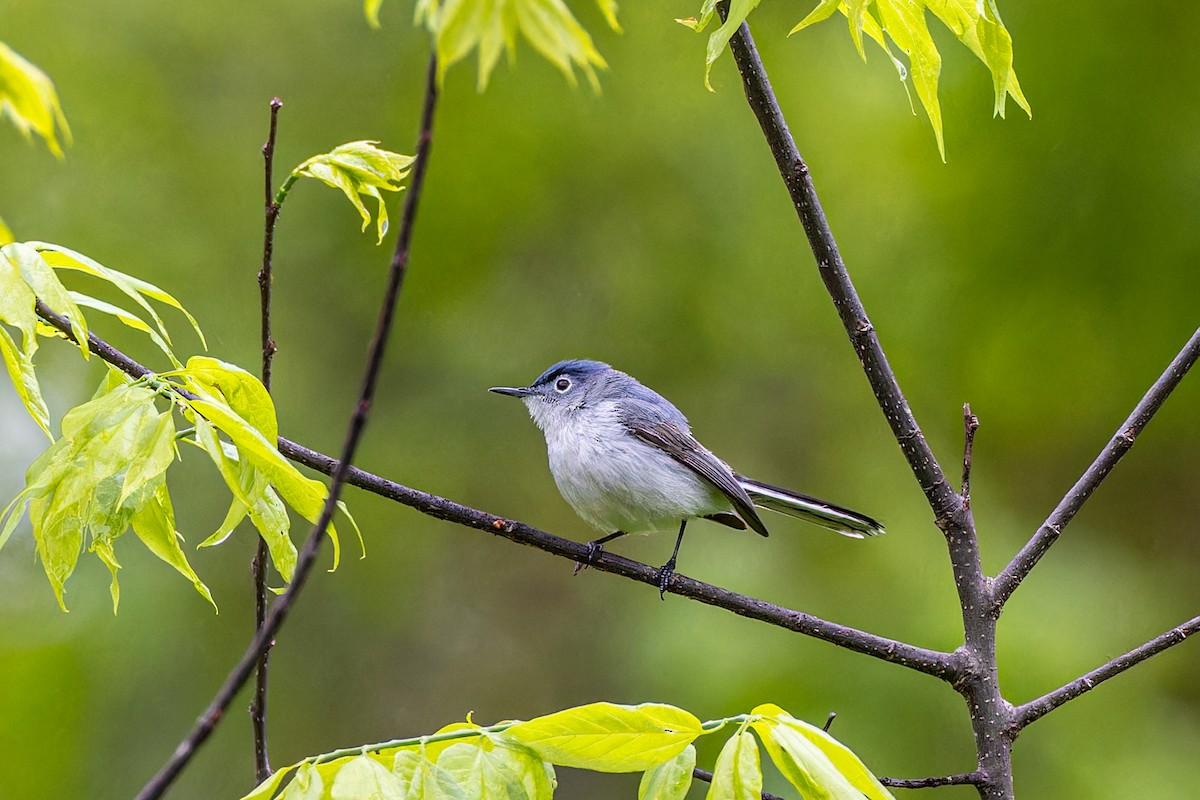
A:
[0,324,51,438]
[288,141,413,244]
[2,242,88,356]
[130,482,216,610]
[34,241,206,350]
[330,755,407,800]
[751,704,893,800]
[504,702,703,772]
[706,730,761,800]
[789,0,1029,158]
[69,292,180,367]
[0,42,71,157]
[639,743,694,800]
[0,214,12,245]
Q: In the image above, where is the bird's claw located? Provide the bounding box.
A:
[655,557,677,600]
[573,541,605,575]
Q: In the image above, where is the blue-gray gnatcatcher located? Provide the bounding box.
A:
[490,360,883,594]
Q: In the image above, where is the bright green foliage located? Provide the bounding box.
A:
[707,729,762,800]
[750,704,892,800]
[0,215,12,244]
[0,41,72,157]
[369,0,619,91]
[681,0,1029,158]
[0,378,213,612]
[177,356,362,578]
[241,702,893,800]
[506,702,703,772]
[281,141,415,244]
[676,0,761,92]
[638,744,694,800]
[0,242,359,610]
[790,0,1030,158]
[0,241,206,437]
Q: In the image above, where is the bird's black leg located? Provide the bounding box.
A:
[573,530,628,575]
[656,520,687,599]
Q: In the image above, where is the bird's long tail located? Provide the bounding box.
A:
[737,476,885,539]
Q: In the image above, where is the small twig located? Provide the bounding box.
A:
[880,773,985,789]
[250,95,284,785]
[822,711,836,732]
[259,97,283,392]
[961,404,979,510]
[132,53,440,800]
[1015,614,1200,729]
[692,768,786,800]
[993,326,1200,609]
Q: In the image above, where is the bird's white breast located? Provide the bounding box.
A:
[532,399,728,533]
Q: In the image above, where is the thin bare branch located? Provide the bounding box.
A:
[993,326,1200,608]
[132,53,440,800]
[33,302,961,684]
[1015,614,1200,729]
[961,404,979,508]
[251,94,284,784]
[880,773,985,789]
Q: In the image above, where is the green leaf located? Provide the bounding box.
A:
[0,42,71,157]
[241,765,298,800]
[436,738,555,800]
[751,705,893,800]
[0,214,12,244]
[0,324,51,438]
[505,702,703,772]
[0,381,202,610]
[2,242,88,357]
[639,743,695,800]
[789,0,1030,158]
[287,141,414,244]
[179,359,361,574]
[330,755,408,799]
[706,730,761,800]
[34,241,206,350]
[678,0,761,91]
[130,482,216,610]
[365,0,385,28]
[392,750,467,800]
[415,0,611,92]
[184,356,278,441]
[69,292,180,367]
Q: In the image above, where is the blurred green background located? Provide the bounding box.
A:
[2,1,1198,798]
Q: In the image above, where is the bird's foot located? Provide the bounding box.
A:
[573,541,605,575]
[655,556,677,600]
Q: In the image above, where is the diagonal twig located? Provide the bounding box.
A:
[131,53,440,800]
[1015,614,1200,729]
[993,326,1200,609]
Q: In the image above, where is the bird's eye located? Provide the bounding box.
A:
[554,377,571,392]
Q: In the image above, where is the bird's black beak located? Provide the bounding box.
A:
[489,386,534,398]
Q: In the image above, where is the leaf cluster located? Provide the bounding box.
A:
[241,702,893,800]
[0,243,358,611]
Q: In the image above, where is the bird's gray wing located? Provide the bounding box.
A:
[625,419,769,537]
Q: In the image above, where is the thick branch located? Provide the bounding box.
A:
[721,10,960,529]
[1015,614,1200,730]
[993,326,1200,608]
[132,53,440,800]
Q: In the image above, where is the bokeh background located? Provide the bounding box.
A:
[2,2,1198,798]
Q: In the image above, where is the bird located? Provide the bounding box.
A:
[490,359,884,596]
